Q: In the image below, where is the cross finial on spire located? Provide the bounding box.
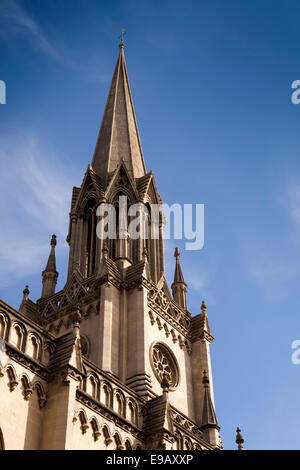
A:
[174,247,180,260]
[119,28,126,47]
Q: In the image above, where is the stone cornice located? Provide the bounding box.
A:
[76,389,145,441]
[4,341,50,381]
[0,299,55,340]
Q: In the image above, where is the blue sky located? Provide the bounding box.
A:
[1,0,300,450]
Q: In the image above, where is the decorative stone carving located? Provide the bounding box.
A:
[150,343,179,390]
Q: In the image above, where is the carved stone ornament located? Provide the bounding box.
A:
[150,342,180,391]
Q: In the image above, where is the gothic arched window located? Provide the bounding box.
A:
[109,192,127,260]
[125,439,132,450]
[128,400,137,425]
[84,198,97,277]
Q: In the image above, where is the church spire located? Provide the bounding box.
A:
[41,235,58,298]
[91,43,146,185]
[171,247,187,309]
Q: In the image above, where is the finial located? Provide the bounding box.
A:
[23,285,30,301]
[50,234,56,246]
[202,369,209,386]
[201,300,207,314]
[161,372,169,394]
[236,427,244,450]
[142,247,148,260]
[102,241,108,258]
[174,247,180,260]
[119,28,126,48]
[72,307,82,328]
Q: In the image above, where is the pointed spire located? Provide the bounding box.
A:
[236,427,244,450]
[171,247,187,309]
[201,370,219,431]
[41,235,58,298]
[91,44,146,185]
[173,247,185,283]
[45,235,57,272]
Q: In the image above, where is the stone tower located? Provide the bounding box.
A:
[0,43,221,450]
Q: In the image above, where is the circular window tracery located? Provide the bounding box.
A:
[150,342,179,390]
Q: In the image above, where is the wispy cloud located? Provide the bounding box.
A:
[287,182,300,232]
[0,0,59,58]
[0,0,111,83]
[0,135,77,287]
[240,182,300,299]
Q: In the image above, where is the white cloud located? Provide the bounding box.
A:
[287,182,300,232]
[0,1,111,83]
[0,135,77,287]
[0,0,59,58]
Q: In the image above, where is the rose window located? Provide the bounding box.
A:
[151,343,179,390]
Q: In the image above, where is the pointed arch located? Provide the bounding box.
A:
[127,398,137,425]
[193,442,202,450]
[78,410,89,434]
[83,198,97,277]
[32,381,47,408]
[27,333,42,361]
[86,373,99,400]
[174,430,183,450]
[21,374,32,401]
[114,389,125,417]
[6,365,18,392]
[90,417,101,441]
[125,439,132,450]
[101,381,113,408]
[113,431,124,450]
[184,437,193,450]
[10,322,26,351]
[103,424,112,446]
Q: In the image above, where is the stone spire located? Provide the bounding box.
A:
[171,247,187,309]
[236,427,244,450]
[91,43,146,185]
[41,235,58,298]
[200,370,220,447]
